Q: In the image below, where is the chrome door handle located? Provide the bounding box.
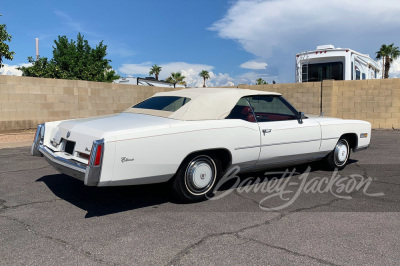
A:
[262,129,272,135]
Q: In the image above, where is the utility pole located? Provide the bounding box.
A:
[36,38,39,61]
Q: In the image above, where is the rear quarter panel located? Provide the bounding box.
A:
[108,119,261,185]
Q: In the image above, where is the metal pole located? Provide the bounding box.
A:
[36,38,39,61]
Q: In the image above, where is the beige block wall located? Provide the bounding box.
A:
[1,75,399,131]
[240,79,400,129]
[0,76,178,132]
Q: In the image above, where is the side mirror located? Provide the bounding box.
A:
[297,112,305,124]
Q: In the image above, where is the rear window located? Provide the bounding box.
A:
[133,96,191,112]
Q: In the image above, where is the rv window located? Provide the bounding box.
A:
[305,62,343,82]
[356,68,360,80]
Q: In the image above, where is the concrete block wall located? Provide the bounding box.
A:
[0,76,177,131]
[240,79,400,129]
[1,75,399,131]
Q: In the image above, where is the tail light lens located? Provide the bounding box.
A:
[89,140,104,167]
[85,139,104,186]
[94,145,102,166]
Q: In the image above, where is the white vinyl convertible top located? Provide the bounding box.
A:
[125,88,281,120]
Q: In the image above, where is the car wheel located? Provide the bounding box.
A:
[325,138,351,170]
[172,154,220,202]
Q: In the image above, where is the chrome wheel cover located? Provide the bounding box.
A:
[334,139,349,167]
[184,155,216,195]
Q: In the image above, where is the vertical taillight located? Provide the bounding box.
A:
[88,139,104,167]
[85,139,104,186]
[94,145,102,166]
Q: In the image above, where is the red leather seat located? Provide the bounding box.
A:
[241,106,256,122]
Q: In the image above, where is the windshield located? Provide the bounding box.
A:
[133,96,191,112]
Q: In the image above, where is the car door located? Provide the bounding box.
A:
[246,95,322,167]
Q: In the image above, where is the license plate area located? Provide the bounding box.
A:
[64,140,76,155]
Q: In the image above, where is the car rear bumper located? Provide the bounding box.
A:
[39,145,87,181]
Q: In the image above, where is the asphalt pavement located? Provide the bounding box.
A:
[0,130,399,265]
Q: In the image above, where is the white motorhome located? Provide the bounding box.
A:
[295,45,380,82]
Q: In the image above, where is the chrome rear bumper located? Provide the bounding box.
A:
[31,123,103,186]
[39,145,87,181]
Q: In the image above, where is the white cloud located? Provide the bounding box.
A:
[119,62,214,87]
[240,60,267,70]
[210,0,400,58]
[209,0,400,82]
[0,63,31,76]
[375,58,400,78]
[118,61,278,87]
[388,58,400,78]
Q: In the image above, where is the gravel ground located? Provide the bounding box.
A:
[0,130,35,149]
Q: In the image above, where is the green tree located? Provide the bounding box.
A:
[166,72,186,85]
[256,78,267,85]
[0,23,15,69]
[149,64,162,80]
[199,70,210,87]
[376,43,400,79]
[18,33,120,82]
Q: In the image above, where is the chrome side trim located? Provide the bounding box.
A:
[235,137,337,150]
[109,174,174,186]
[39,145,86,180]
[235,145,260,150]
[260,138,320,148]
[239,151,330,173]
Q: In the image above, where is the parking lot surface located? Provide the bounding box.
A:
[0,130,399,265]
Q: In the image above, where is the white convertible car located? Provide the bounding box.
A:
[32,88,371,202]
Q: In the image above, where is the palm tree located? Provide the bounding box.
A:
[149,64,162,80]
[256,78,267,85]
[199,70,210,87]
[376,43,400,79]
[166,72,186,85]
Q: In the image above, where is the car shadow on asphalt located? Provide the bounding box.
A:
[36,174,176,218]
[36,159,358,218]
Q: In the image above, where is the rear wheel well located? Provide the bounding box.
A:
[340,133,358,151]
[180,148,232,174]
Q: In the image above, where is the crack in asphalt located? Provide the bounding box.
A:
[167,196,344,266]
[0,197,123,265]
[371,180,400,187]
[354,162,370,180]
[239,236,339,266]
[0,198,64,214]
[0,165,51,175]
[166,214,285,266]
[233,189,280,211]
[0,215,122,266]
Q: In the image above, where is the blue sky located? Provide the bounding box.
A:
[1,0,400,86]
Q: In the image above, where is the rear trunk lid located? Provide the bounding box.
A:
[46,113,172,162]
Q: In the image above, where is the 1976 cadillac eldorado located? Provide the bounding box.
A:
[32,88,371,202]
